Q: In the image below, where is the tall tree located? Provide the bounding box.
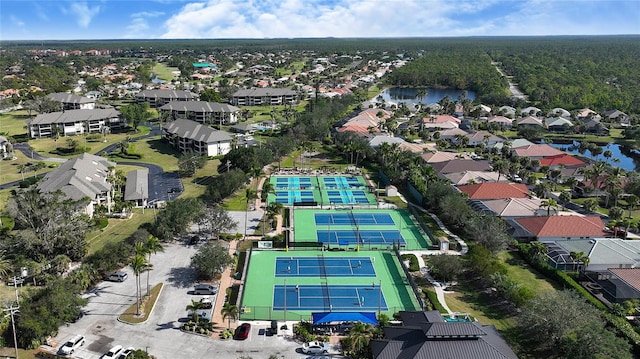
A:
[120,103,152,131]
[190,243,233,280]
[129,254,151,316]
[143,235,163,296]
[221,303,239,329]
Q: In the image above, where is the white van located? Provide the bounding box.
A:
[106,271,128,282]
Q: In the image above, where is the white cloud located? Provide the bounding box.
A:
[10,15,25,29]
[125,10,166,38]
[159,0,640,39]
[63,2,101,28]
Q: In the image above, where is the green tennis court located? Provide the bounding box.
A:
[240,250,422,321]
[267,175,377,206]
[293,208,432,250]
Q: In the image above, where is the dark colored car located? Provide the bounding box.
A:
[234,323,251,340]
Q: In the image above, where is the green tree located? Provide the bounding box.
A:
[221,303,239,329]
[190,243,233,280]
[540,198,559,216]
[199,88,223,103]
[178,151,205,177]
[186,299,205,323]
[129,254,151,316]
[143,235,163,296]
[120,102,152,131]
[428,255,463,285]
[153,198,204,240]
[582,198,599,213]
[198,205,238,240]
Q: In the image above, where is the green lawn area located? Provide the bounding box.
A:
[109,136,180,171]
[152,63,179,81]
[0,151,60,184]
[86,209,155,254]
[0,109,30,137]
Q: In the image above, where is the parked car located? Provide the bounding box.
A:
[301,341,330,354]
[6,277,25,286]
[102,345,123,359]
[234,323,251,340]
[117,347,135,359]
[58,334,86,355]
[105,271,128,282]
[199,297,213,309]
[193,283,219,295]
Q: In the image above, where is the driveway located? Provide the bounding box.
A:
[47,243,313,359]
[118,162,183,203]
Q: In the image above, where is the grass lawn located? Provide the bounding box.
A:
[500,251,560,292]
[0,110,30,137]
[119,283,164,324]
[0,151,60,184]
[109,136,180,171]
[86,210,155,254]
[152,63,179,81]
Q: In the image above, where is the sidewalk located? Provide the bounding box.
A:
[210,239,242,333]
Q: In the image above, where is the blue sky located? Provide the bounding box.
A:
[1,0,639,40]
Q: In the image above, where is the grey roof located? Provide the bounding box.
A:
[493,138,534,149]
[137,89,197,99]
[372,311,517,359]
[369,136,406,148]
[554,238,640,270]
[38,153,114,201]
[163,119,232,143]
[29,109,120,125]
[47,92,94,104]
[124,169,149,201]
[232,87,297,97]
[159,101,239,113]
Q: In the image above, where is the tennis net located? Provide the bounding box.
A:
[319,252,332,310]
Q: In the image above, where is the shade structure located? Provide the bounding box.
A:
[312,311,378,325]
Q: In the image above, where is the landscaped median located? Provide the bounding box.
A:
[119,283,164,324]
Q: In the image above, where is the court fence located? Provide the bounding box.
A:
[238,305,412,321]
[393,247,427,311]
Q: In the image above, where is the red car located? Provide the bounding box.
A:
[234,323,251,340]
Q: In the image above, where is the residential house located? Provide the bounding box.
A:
[163,119,232,157]
[581,117,608,135]
[510,215,608,241]
[231,87,298,106]
[511,144,565,159]
[0,135,12,159]
[597,268,640,304]
[456,182,529,200]
[47,92,96,110]
[544,238,640,275]
[471,104,492,117]
[339,108,392,135]
[37,153,115,218]
[470,197,554,219]
[436,128,469,142]
[550,108,571,117]
[493,138,534,151]
[576,108,601,121]
[28,109,123,138]
[135,90,198,108]
[545,117,574,132]
[421,151,469,164]
[514,116,545,129]
[461,131,506,147]
[124,169,149,208]
[603,109,629,125]
[487,116,513,128]
[421,115,461,130]
[498,105,516,118]
[444,170,501,185]
[370,310,518,359]
[538,154,585,169]
[430,159,491,175]
[159,101,240,125]
[520,106,542,116]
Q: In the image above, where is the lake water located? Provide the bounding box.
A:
[376,87,476,105]
[549,141,640,172]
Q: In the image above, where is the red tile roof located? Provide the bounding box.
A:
[422,115,461,124]
[456,182,529,199]
[609,268,640,292]
[539,154,585,167]
[515,215,607,238]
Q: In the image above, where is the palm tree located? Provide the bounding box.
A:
[221,303,238,329]
[129,254,151,316]
[244,188,258,240]
[559,190,572,210]
[627,194,639,219]
[144,235,164,296]
[347,322,372,356]
[0,251,12,278]
[186,299,205,323]
[528,241,548,262]
[540,198,559,216]
[265,202,284,233]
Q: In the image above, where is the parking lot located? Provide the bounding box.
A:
[47,242,335,359]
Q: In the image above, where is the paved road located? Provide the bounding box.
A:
[46,242,316,359]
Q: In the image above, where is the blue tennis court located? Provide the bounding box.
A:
[325,190,371,204]
[317,230,405,245]
[273,284,388,311]
[275,256,375,277]
[274,190,316,205]
[315,212,395,226]
[274,176,313,189]
[321,176,363,189]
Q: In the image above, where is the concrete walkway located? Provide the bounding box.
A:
[210,240,242,332]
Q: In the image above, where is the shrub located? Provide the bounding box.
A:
[401,254,420,271]
[423,289,447,313]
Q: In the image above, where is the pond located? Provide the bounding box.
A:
[375,87,476,105]
[549,141,640,172]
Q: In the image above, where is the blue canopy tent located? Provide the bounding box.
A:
[312,312,378,326]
